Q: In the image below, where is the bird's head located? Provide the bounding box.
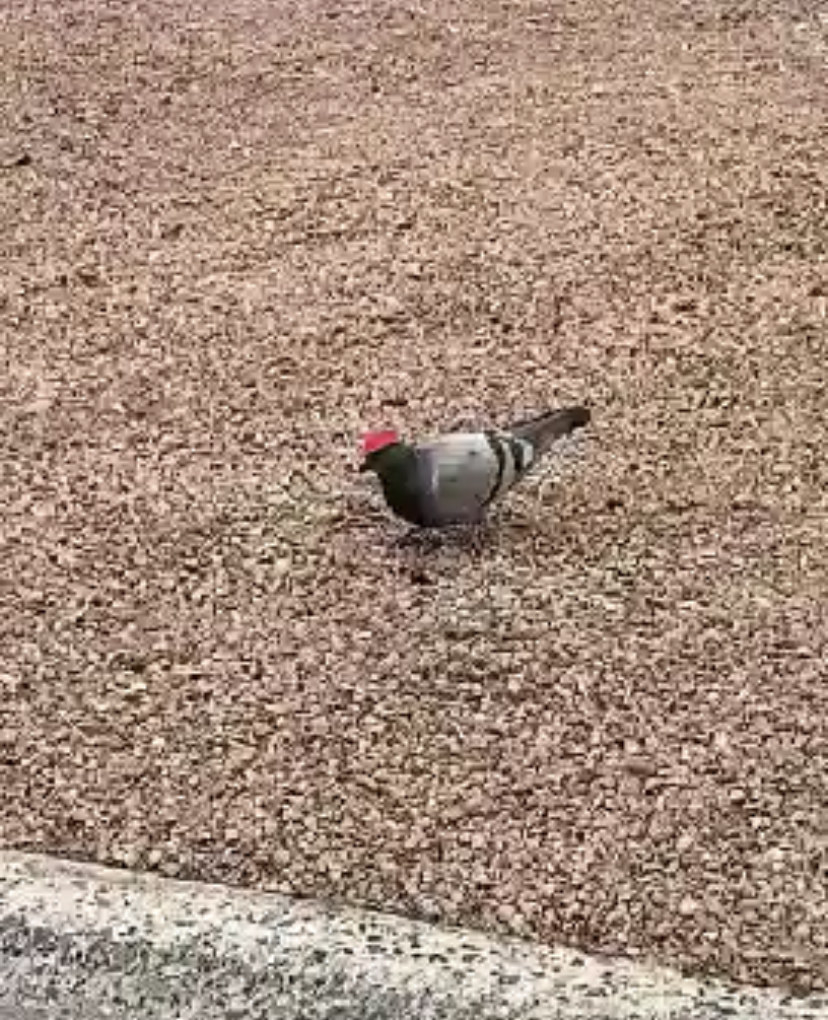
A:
[359,429,401,472]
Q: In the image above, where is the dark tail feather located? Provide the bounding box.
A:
[509,405,591,454]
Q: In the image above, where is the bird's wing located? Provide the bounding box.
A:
[416,432,506,523]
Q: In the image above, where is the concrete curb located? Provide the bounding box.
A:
[1,851,825,1020]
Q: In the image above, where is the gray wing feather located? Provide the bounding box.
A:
[416,433,501,524]
[404,409,589,526]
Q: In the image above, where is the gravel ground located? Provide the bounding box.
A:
[1,0,827,995]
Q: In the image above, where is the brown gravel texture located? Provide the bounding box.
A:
[2,0,827,996]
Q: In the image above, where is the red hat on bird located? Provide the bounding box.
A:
[361,430,400,456]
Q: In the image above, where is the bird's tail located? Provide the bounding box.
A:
[508,405,591,454]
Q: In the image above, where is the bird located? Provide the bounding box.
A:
[359,405,590,527]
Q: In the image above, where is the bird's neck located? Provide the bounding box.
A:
[372,444,428,525]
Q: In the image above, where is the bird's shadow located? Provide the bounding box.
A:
[344,479,545,559]
[393,524,490,554]
[391,506,540,557]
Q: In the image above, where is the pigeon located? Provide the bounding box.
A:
[359,405,590,527]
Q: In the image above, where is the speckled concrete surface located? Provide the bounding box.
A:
[2,0,827,995]
[1,853,826,1020]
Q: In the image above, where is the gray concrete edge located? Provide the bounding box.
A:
[0,851,825,1020]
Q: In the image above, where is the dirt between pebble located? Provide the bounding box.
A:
[1,0,826,995]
